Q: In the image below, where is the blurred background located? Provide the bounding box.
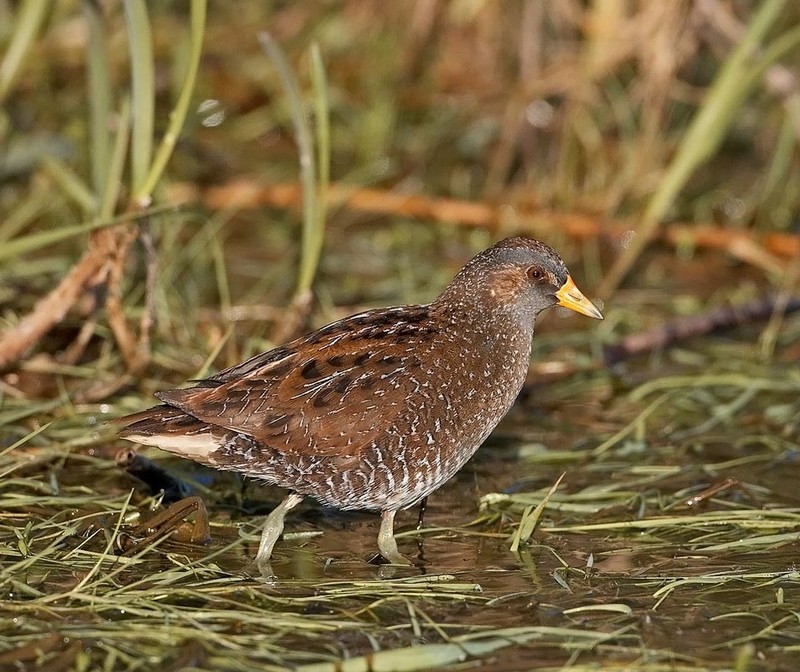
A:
[3,2,800,670]
[2,0,799,385]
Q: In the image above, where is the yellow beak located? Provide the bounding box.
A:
[555,275,603,320]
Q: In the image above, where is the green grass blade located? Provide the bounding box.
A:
[138,0,207,201]
[305,42,330,293]
[510,471,565,553]
[0,202,176,263]
[123,0,154,200]
[0,0,51,105]
[599,0,789,296]
[84,0,112,203]
[100,98,131,220]
[40,156,96,215]
[258,32,320,296]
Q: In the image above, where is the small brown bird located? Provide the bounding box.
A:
[118,237,602,571]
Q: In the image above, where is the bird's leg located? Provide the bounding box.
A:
[415,497,428,531]
[377,509,411,565]
[254,492,303,574]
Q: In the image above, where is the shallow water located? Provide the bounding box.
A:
[3,2,799,667]
[17,356,793,671]
[3,276,800,671]
[4,358,800,671]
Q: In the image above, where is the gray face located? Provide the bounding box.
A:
[435,237,570,321]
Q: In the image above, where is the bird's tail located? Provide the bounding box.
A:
[117,405,223,465]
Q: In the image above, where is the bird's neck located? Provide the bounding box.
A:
[430,292,536,364]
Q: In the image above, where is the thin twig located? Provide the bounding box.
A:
[603,294,800,366]
[200,179,800,266]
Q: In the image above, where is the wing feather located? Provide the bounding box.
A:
[148,306,436,457]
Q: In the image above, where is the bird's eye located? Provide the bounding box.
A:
[527,267,543,281]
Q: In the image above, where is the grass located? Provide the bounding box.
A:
[2,288,800,670]
[2,2,800,671]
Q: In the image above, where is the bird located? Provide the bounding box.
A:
[118,237,603,572]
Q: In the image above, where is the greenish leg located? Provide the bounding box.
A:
[377,509,411,565]
[254,492,303,574]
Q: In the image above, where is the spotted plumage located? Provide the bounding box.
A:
[118,237,602,570]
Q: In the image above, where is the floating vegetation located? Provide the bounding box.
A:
[2,2,800,670]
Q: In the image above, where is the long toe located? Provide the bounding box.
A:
[240,556,276,580]
[379,545,412,566]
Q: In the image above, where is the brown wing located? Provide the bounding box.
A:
[156,306,437,457]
